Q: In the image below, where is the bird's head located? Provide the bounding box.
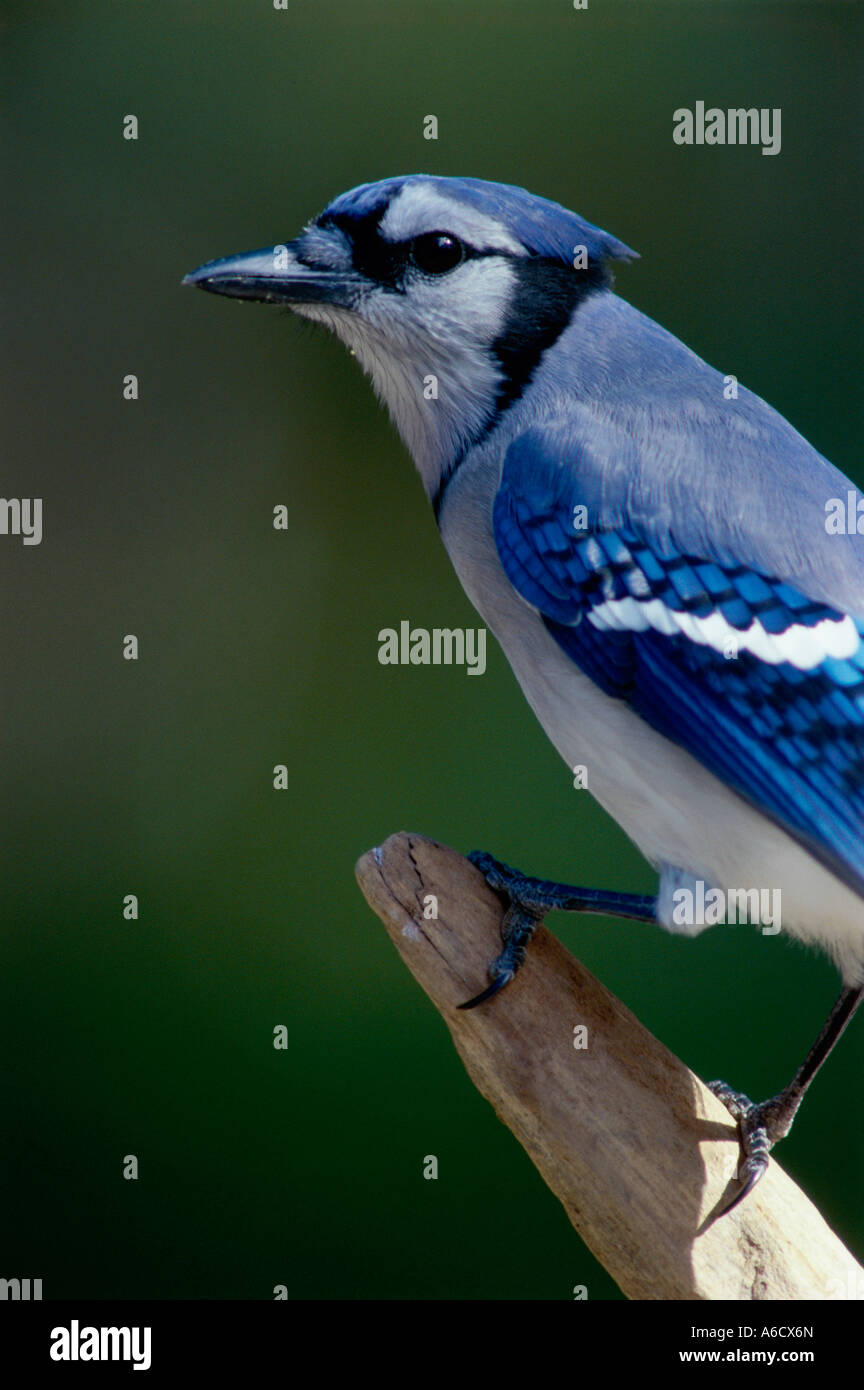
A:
[184,174,636,496]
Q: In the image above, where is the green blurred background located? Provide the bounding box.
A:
[2,0,862,1300]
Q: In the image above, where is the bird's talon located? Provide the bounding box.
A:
[709,1081,783,1213]
[457,964,514,1011]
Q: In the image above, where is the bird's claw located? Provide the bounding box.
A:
[457,959,516,1010]
[708,1080,776,1215]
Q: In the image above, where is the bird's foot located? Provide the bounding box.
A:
[458,853,546,1009]
[466,851,574,913]
[459,850,657,1010]
[707,1080,795,1215]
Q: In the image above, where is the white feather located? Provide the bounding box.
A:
[296,258,517,493]
[587,596,859,669]
[379,184,525,255]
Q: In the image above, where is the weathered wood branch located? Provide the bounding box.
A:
[356,831,864,1301]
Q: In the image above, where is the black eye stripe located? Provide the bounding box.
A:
[316,210,605,339]
[319,209,409,287]
[318,211,481,288]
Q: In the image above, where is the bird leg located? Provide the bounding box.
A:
[459,850,657,1009]
[708,983,864,1214]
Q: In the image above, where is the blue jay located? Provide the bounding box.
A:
[186,174,864,1213]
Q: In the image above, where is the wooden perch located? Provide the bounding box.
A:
[356,831,864,1301]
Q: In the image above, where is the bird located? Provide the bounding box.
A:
[185,173,864,1214]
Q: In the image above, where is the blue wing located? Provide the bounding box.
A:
[493,426,864,899]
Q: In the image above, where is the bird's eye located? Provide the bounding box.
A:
[409,232,465,274]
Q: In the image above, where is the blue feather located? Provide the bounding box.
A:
[493,438,864,900]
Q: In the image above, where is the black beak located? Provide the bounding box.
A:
[183,240,359,308]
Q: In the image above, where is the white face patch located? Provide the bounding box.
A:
[296,256,518,492]
[586,595,860,669]
[371,254,516,344]
[379,183,525,255]
[295,221,354,271]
